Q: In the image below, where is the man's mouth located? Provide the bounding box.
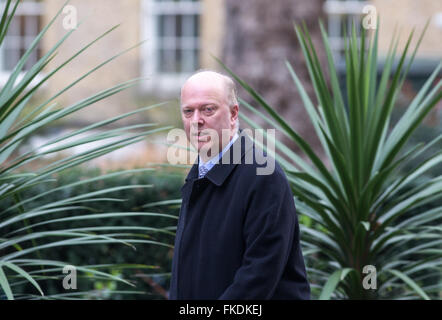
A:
[196,135,209,142]
[192,132,210,141]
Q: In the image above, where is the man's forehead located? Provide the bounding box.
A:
[184,71,227,85]
[182,74,226,93]
[181,77,228,103]
[180,89,225,108]
[182,81,224,96]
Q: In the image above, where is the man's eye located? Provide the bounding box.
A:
[183,109,193,116]
[203,107,215,114]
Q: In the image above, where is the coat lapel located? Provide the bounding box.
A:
[182,129,254,188]
[205,131,254,187]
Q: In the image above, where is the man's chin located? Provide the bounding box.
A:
[189,139,209,151]
[197,141,211,152]
[198,142,219,160]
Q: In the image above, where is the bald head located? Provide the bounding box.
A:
[181,70,238,109]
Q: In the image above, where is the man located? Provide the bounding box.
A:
[169,70,310,299]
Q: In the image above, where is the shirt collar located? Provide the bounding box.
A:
[198,132,239,171]
[185,129,254,187]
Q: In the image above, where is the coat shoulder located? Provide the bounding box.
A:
[237,144,288,184]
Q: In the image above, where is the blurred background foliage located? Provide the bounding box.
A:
[1,166,185,299]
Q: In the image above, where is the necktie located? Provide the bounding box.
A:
[199,165,209,179]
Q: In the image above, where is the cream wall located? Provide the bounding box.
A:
[38,0,440,126]
[371,0,442,58]
[40,0,225,125]
[200,0,225,70]
[42,0,142,125]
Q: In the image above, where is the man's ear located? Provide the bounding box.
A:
[231,104,239,120]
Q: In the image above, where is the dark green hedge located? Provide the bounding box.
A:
[1,166,185,299]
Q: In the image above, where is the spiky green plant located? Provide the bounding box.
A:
[0,0,176,299]
[219,21,441,299]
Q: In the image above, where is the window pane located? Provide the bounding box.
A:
[158,49,176,73]
[2,9,43,71]
[9,17,21,37]
[181,14,193,37]
[4,48,19,70]
[165,15,175,37]
[153,0,201,75]
[157,15,164,38]
[194,14,199,37]
[175,15,182,38]
[176,48,182,72]
[157,15,176,38]
[181,49,193,73]
[193,48,199,70]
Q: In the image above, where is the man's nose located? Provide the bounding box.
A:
[191,109,203,124]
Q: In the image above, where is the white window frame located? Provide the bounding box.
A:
[0,0,45,86]
[140,0,202,95]
[323,0,369,68]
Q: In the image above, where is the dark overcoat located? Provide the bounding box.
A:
[169,132,310,299]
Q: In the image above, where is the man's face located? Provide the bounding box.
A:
[180,74,238,157]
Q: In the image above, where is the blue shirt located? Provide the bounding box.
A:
[198,132,239,175]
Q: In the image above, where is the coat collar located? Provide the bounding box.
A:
[185,129,254,187]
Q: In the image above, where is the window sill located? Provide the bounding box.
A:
[0,71,47,90]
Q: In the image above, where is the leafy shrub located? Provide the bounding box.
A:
[1,166,184,299]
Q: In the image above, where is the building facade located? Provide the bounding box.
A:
[1,0,440,167]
